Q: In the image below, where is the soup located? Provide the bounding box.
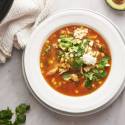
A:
[40,25,111,96]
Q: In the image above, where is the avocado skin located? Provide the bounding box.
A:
[105,0,125,11]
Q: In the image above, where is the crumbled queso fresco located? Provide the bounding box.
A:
[74,28,88,39]
[82,53,97,65]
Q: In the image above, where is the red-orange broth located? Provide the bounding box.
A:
[40,25,111,96]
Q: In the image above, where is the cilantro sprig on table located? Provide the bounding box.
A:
[0,104,30,125]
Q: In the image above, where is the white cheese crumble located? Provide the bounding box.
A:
[74,28,88,39]
[82,53,97,65]
[106,64,110,67]
[89,40,94,47]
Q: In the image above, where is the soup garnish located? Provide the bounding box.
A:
[40,25,111,96]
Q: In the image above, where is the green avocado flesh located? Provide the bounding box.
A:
[106,0,125,10]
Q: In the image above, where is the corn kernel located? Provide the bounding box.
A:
[75,90,79,94]
[60,30,66,34]
[40,63,43,68]
[51,78,55,83]
[96,40,100,43]
[81,84,84,88]
[92,84,96,88]
[53,82,57,86]
[99,81,102,85]
[46,40,50,43]
[58,82,62,86]
[49,60,53,64]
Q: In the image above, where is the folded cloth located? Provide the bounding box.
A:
[0,0,54,63]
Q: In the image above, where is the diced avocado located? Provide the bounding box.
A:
[106,0,125,10]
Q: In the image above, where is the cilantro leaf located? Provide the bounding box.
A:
[99,70,107,78]
[85,79,93,88]
[72,58,84,68]
[99,47,104,52]
[62,73,71,81]
[98,56,110,69]
[0,119,12,125]
[16,104,30,114]
[0,108,13,120]
[13,114,26,125]
[59,37,73,50]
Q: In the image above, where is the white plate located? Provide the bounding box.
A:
[24,9,125,114]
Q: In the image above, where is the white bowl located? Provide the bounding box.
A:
[23,9,125,115]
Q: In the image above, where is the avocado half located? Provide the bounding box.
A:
[106,0,125,10]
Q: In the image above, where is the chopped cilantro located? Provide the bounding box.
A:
[85,79,93,88]
[62,73,71,81]
[98,56,110,69]
[72,58,84,68]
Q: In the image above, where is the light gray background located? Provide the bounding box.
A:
[0,0,125,125]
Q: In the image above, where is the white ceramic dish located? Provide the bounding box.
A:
[23,9,125,115]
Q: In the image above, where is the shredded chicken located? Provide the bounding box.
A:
[84,66,94,72]
[46,66,58,75]
[71,74,79,82]
[59,68,68,74]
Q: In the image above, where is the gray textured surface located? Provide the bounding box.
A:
[0,0,125,125]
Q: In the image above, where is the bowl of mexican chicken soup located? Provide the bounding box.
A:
[24,9,125,115]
